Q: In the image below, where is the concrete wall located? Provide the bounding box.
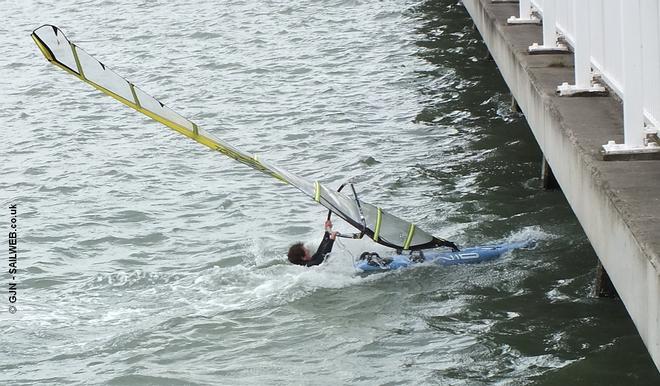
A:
[461,0,660,371]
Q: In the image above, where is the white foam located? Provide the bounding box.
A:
[504,225,556,245]
[185,246,383,316]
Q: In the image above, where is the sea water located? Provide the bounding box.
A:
[1,0,659,384]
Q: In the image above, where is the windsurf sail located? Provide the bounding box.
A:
[31,24,457,251]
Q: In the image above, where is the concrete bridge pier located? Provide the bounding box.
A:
[461,0,660,371]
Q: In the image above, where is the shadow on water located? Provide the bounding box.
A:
[407,0,660,383]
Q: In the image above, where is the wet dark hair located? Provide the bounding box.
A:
[288,242,306,265]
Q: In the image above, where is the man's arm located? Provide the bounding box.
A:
[305,221,337,266]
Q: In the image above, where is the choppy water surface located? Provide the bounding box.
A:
[2,0,659,384]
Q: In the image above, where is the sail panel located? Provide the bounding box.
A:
[75,46,134,103]
[133,86,194,132]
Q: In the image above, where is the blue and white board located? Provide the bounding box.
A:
[355,241,534,272]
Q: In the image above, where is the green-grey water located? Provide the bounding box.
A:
[2,0,659,384]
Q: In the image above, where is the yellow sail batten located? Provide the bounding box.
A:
[373,207,382,241]
[403,224,415,250]
[70,43,84,79]
[129,83,141,108]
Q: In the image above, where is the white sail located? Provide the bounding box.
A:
[32,24,456,251]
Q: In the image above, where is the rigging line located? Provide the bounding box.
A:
[334,238,358,270]
[349,183,367,232]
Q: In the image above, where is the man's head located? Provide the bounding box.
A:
[288,242,311,265]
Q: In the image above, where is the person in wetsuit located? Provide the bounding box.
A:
[287,220,338,266]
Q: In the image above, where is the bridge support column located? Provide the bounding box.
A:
[511,94,521,113]
[594,260,619,298]
[541,157,558,190]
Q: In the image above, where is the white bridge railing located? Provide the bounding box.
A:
[506,0,660,158]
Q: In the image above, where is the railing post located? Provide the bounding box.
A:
[622,0,644,147]
[529,0,570,53]
[541,0,558,46]
[601,0,660,159]
[521,0,532,18]
[507,0,541,24]
[573,0,591,89]
[641,0,659,133]
[557,0,606,96]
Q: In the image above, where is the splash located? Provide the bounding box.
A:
[503,225,556,246]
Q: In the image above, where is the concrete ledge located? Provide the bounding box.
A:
[462,0,660,371]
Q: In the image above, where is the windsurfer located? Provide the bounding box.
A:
[287,220,338,266]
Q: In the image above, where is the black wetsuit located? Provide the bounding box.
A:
[305,232,335,267]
